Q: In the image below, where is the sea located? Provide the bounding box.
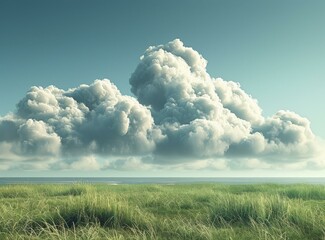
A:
[0,177,325,185]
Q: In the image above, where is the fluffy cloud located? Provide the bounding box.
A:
[130,39,319,163]
[213,78,263,125]
[0,116,60,158]
[0,39,322,171]
[16,80,162,156]
[0,80,162,170]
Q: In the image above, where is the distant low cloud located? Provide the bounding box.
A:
[0,39,323,171]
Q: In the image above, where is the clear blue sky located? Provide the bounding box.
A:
[0,0,324,177]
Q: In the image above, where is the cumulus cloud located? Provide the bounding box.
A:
[130,39,319,164]
[213,78,263,125]
[0,116,60,158]
[0,39,323,171]
[15,80,162,156]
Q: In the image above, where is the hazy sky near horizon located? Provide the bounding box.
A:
[0,0,325,176]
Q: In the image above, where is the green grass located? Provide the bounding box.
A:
[0,183,324,239]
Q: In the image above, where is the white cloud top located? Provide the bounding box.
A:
[0,39,322,171]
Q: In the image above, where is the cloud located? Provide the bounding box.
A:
[15,79,162,156]
[0,115,61,159]
[130,39,319,164]
[213,78,263,125]
[0,39,323,171]
[70,156,100,171]
[102,156,153,171]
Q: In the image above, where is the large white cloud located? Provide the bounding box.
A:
[0,80,162,169]
[17,80,162,155]
[0,39,322,171]
[130,39,319,163]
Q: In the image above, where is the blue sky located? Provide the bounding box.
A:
[0,0,324,177]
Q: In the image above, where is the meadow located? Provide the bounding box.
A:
[0,183,324,239]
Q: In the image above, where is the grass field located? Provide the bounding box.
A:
[0,183,324,239]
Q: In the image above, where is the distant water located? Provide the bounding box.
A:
[0,177,325,185]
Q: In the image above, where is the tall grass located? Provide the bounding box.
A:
[0,183,324,239]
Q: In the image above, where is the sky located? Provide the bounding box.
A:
[0,0,324,177]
